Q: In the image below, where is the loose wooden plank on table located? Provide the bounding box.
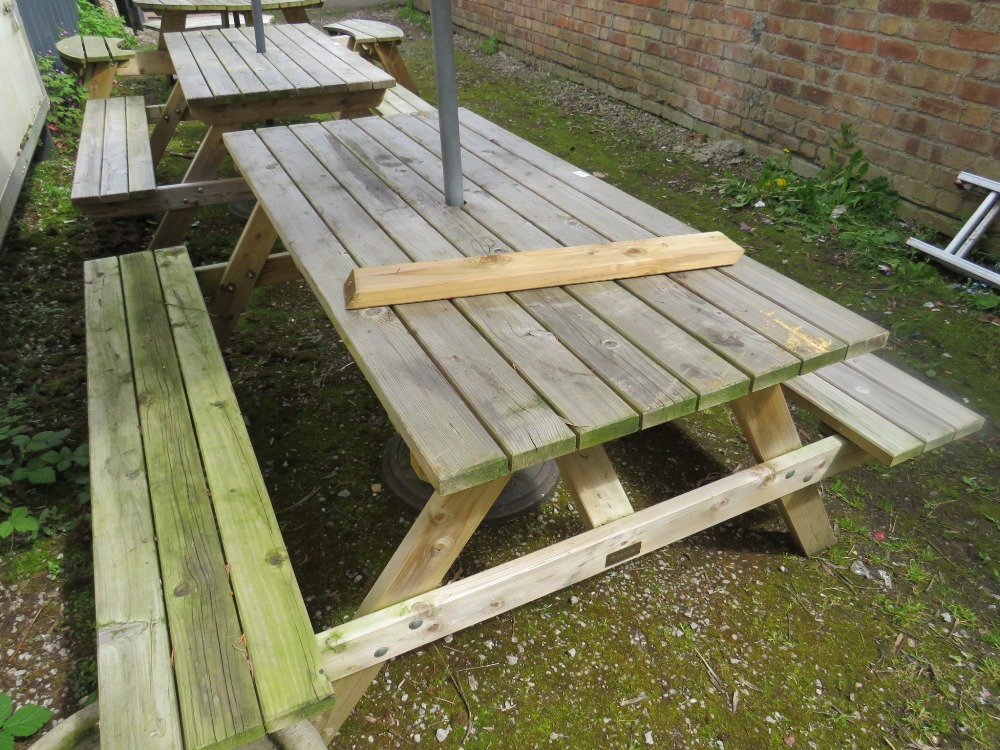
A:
[85,257,181,750]
[455,108,887,363]
[223,129,508,494]
[340,117,698,425]
[344,233,744,309]
[156,248,333,729]
[280,123,636,450]
[119,251,264,750]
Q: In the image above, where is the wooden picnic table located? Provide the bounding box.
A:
[208,108,895,740]
[147,22,394,248]
[133,0,322,49]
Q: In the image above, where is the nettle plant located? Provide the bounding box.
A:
[0,408,89,540]
[0,692,53,750]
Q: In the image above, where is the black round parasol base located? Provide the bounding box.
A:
[380,434,560,527]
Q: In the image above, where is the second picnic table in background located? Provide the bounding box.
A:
[133,0,323,48]
[147,22,395,248]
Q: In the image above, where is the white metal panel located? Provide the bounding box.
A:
[1,0,49,246]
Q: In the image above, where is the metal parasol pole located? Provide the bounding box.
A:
[251,0,266,53]
[430,0,463,206]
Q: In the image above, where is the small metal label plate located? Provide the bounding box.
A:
[605,542,641,567]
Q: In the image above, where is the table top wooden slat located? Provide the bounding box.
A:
[166,30,219,103]
[269,24,378,91]
[136,0,320,10]
[329,119,697,430]
[225,110,890,492]
[720,258,889,357]
[360,118,772,400]
[231,26,322,94]
[224,129,509,494]
[295,22,398,85]
[282,124,639,450]
[272,125,578,469]
[201,29,272,100]
[182,31,251,102]
[670,268,848,372]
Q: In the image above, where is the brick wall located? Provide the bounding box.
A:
[418,0,1000,230]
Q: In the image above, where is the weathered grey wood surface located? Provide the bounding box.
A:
[222,110,890,494]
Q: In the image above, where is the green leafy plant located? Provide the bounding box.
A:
[76,0,136,46]
[479,35,502,55]
[1,406,89,541]
[398,0,432,33]
[716,123,900,265]
[36,54,87,153]
[0,692,53,750]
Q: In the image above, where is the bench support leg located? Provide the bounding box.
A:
[310,474,511,743]
[555,446,633,529]
[149,124,237,250]
[730,385,836,555]
[375,42,419,95]
[149,84,189,166]
[85,62,117,99]
[207,203,277,346]
[282,8,310,23]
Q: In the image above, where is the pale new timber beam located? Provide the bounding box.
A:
[555,446,634,529]
[344,232,745,309]
[731,385,836,555]
[310,475,511,743]
[314,435,869,682]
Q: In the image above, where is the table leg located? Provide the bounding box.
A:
[149,124,238,250]
[730,385,836,555]
[85,62,116,99]
[157,11,187,51]
[556,446,634,529]
[374,42,420,94]
[207,203,277,345]
[310,475,511,743]
[149,83,189,166]
[282,8,310,23]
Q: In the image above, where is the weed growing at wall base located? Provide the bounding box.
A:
[716,124,901,267]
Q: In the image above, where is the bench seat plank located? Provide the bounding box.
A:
[784,355,983,466]
[845,354,984,439]
[73,97,157,207]
[85,258,182,750]
[156,248,335,729]
[784,371,924,466]
[119,251,265,750]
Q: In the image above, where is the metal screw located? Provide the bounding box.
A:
[246,269,257,279]
[374,646,389,657]
[409,619,423,630]
[785,469,795,479]
[803,473,813,482]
